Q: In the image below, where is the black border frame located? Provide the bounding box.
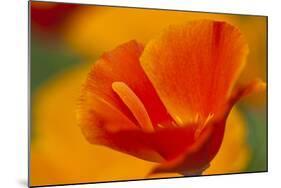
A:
[28,1,268,187]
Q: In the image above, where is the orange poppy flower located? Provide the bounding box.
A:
[78,20,265,176]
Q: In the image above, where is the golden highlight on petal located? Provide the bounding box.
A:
[112,82,154,132]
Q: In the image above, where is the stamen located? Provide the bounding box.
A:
[112,82,154,132]
[195,113,214,138]
[204,113,214,126]
[157,124,165,128]
[194,113,200,123]
[174,115,184,126]
[171,121,179,127]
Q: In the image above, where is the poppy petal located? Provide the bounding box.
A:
[78,91,165,162]
[148,122,215,176]
[148,79,265,175]
[83,40,172,127]
[140,20,249,124]
[79,89,198,161]
[78,92,198,162]
[108,123,198,162]
[228,79,266,110]
[79,40,175,161]
[214,79,266,123]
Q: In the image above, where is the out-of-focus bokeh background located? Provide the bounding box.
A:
[30,1,267,187]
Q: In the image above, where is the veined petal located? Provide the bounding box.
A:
[141,20,249,124]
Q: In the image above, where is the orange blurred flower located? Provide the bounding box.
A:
[78,20,265,176]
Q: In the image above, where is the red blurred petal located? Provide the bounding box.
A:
[31,2,79,36]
